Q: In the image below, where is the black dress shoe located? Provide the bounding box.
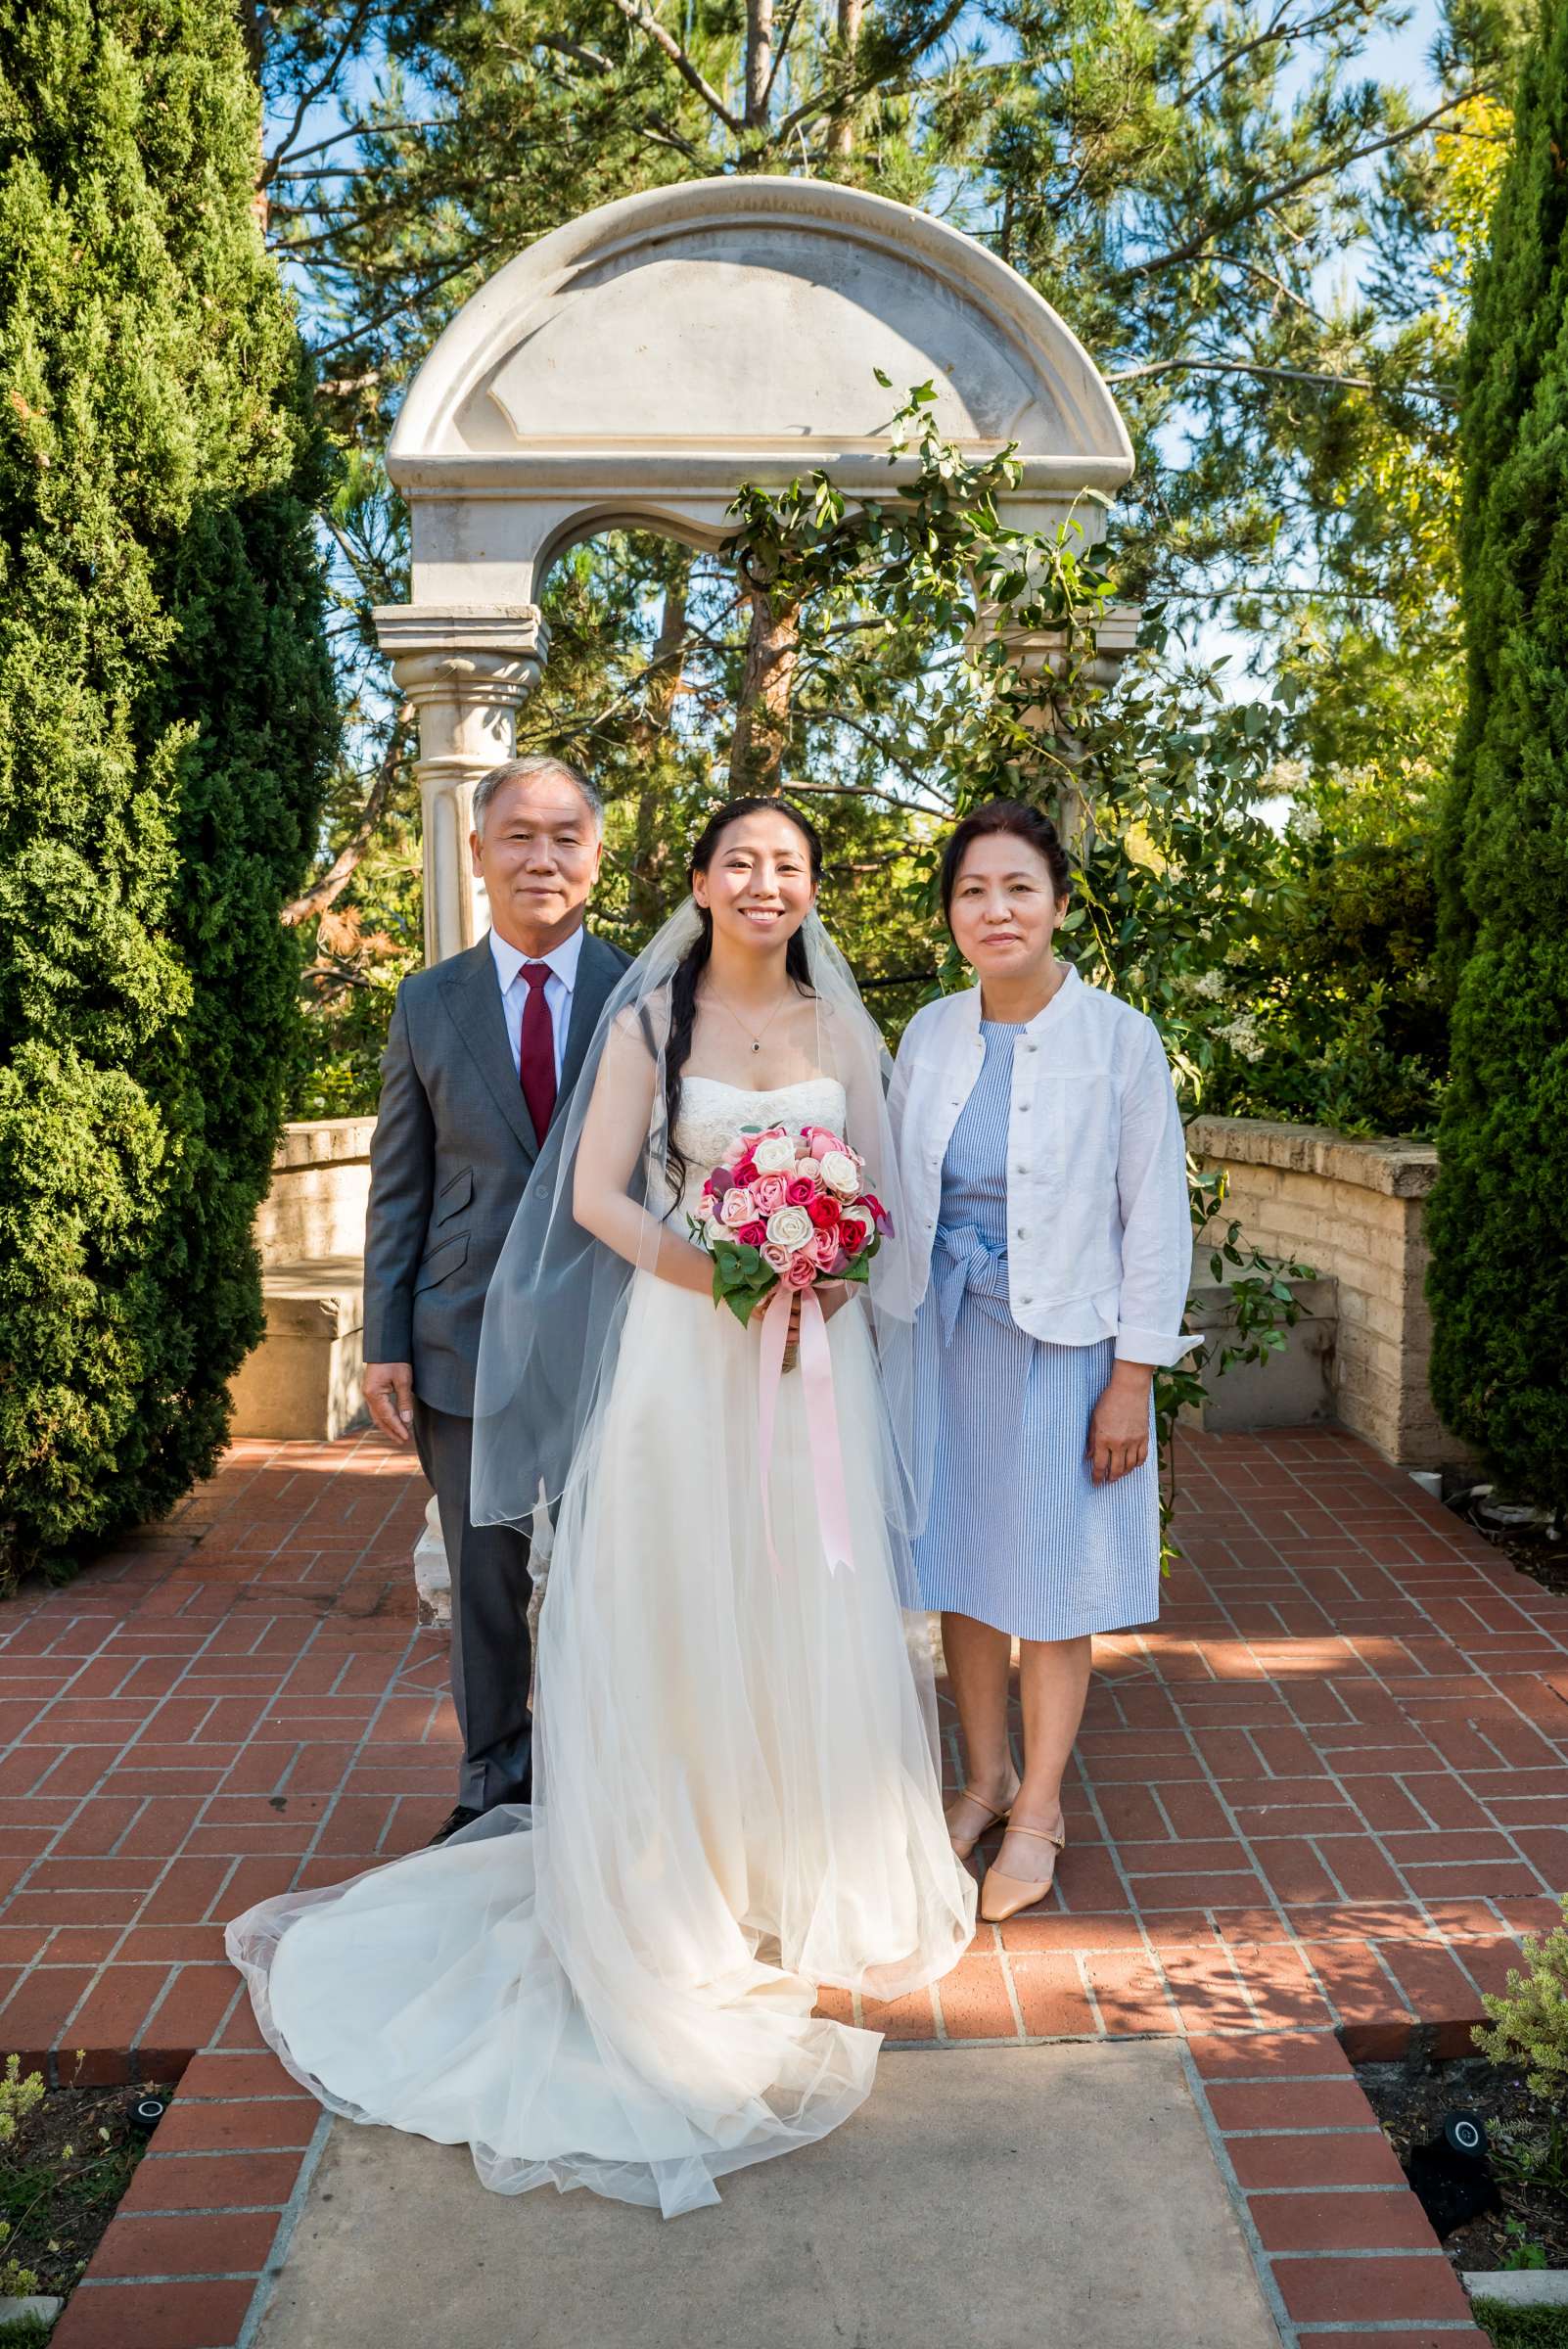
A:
[427,1804,482,1847]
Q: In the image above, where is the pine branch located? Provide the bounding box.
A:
[643,115,713,166]
[771,0,970,143]
[1119,89,1497,285]
[261,0,378,190]
[761,0,809,112]
[280,711,412,928]
[1107,354,1455,402]
[1176,0,1373,111]
[601,0,743,131]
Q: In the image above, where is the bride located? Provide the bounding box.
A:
[225,796,975,2219]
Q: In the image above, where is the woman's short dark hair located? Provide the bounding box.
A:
[940,800,1072,926]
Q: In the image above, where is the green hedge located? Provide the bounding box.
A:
[1428,0,1568,1511]
[0,0,338,1589]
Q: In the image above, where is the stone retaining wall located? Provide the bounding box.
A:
[232,1120,375,1440]
[1186,1116,1465,1471]
[254,1117,376,1267]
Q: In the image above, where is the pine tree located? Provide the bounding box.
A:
[0,0,338,1588]
[1427,0,1568,1509]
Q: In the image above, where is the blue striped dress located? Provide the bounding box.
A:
[911,1020,1161,1642]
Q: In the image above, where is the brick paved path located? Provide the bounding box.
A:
[2,1422,1563,2347]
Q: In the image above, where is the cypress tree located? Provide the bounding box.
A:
[0,0,338,1587]
[1428,0,1568,1508]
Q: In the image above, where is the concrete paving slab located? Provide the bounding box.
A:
[254,2041,1281,2349]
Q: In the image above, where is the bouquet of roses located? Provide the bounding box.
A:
[688,1121,892,1329]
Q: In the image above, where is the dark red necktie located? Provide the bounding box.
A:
[519,963,557,1141]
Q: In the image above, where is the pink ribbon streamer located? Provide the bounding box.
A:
[757,1284,857,1580]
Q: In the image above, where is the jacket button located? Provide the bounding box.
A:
[1021,1294,1034,1305]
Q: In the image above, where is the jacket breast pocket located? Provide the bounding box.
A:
[415,1232,470,1293]
[436,1167,473,1223]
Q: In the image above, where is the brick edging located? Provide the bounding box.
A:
[48,2050,320,2349]
[1182,2031,1493,2346]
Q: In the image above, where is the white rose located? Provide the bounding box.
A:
[819,1150,859,1198]
[765,1205,814,1252]
[795,1156,820,1178]
[751,1134,797,1175]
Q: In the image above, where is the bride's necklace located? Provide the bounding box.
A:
[705,985,788,1056]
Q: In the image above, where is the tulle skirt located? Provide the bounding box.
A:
[225,1273,975,2217]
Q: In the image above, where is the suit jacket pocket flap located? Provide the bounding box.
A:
[437,1167,474,1221]
[415,1232,469,1293]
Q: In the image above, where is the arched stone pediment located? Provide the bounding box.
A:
[374,176,1135,964]
[386,176,1131,604]
[392,176,1130,484]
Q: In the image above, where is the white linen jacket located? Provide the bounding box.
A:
[887,964,1196,1366]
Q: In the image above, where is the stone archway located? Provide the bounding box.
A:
[372,174,1135,965]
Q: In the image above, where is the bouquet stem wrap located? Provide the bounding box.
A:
[757,1285,857,1579]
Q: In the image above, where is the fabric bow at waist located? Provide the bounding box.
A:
[933,1222,1013,1346]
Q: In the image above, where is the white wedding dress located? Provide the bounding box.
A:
[226,1077,975,2218]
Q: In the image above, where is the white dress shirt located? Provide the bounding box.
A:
[888,964,1197,1365]
[488,924,583,1084]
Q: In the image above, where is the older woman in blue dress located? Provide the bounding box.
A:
[891,801,1194,1923]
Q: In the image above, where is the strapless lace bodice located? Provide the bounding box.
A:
[675,1076,848,1201]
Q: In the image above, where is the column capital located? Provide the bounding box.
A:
[372,605,552,966]
[372,603,550,704]
[981,602,1141,693]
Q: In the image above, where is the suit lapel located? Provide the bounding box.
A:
[438,939,539,1159]
[557,931,622,1108]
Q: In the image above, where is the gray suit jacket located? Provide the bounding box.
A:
[362,927,631,1416]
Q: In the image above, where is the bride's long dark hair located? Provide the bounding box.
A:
[664,796,824,1201]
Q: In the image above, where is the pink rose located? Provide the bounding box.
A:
[761,1242,793,1272]
[785,1176,815,1207]
[808,1224,840,1268]
[802,1126,845,1160]
[737,1221,767,1249]
[720,1186,755,1226]
[751,1174,788,1214]
[782,1254,817,1290]
[795,1155,820,1179]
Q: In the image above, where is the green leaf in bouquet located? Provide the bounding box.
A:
[712,1237,765,1280]
[717,1268,778,1326]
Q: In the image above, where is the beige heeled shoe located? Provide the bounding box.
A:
[945,1784,1019,1864]
[978,1817,1067,1923]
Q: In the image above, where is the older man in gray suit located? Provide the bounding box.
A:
[362,755,629,1845]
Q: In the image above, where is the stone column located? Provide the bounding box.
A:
[373,605,550,965]
[371,606,550,1626]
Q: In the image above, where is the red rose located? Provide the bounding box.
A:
[807,1196,840,1229]
[737,1221,767,1249]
